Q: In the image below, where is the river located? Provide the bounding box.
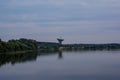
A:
[0,50,120,80]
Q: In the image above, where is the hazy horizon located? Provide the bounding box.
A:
[0,0,120,44]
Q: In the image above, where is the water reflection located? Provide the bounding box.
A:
[1,50,119,67]
[58,50,63,59]
[0,51,63,67]
[0,52,37,67]
[0,50,120,80]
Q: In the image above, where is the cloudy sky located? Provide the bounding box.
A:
[0,0,120,43]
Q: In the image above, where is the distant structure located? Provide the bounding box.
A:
[57,37,64,45]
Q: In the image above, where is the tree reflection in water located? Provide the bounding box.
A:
[0,52,37,67]
[0,51,63,67]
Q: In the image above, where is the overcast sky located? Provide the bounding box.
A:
[0,0,120,43]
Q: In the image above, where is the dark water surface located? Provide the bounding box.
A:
[0,50,120,80]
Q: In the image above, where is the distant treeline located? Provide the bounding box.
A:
[37,42,120,50]
[0,38,120,53]
[37,42,59,51]
[0,38,37,52]
[62,44,120,50]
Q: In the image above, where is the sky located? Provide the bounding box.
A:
[0,0,120,43]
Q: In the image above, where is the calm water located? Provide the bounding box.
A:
[0,50,120,80]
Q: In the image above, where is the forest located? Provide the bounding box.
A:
[0,38,37,52]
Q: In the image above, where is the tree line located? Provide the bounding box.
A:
[1,38,120,52]
[62,44,120,50]
[0,38,37,52]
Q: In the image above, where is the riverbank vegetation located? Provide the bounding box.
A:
[0,38,120,53]
[37,42,120,51]
[0,38,37,53]
[62,44,120,50]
